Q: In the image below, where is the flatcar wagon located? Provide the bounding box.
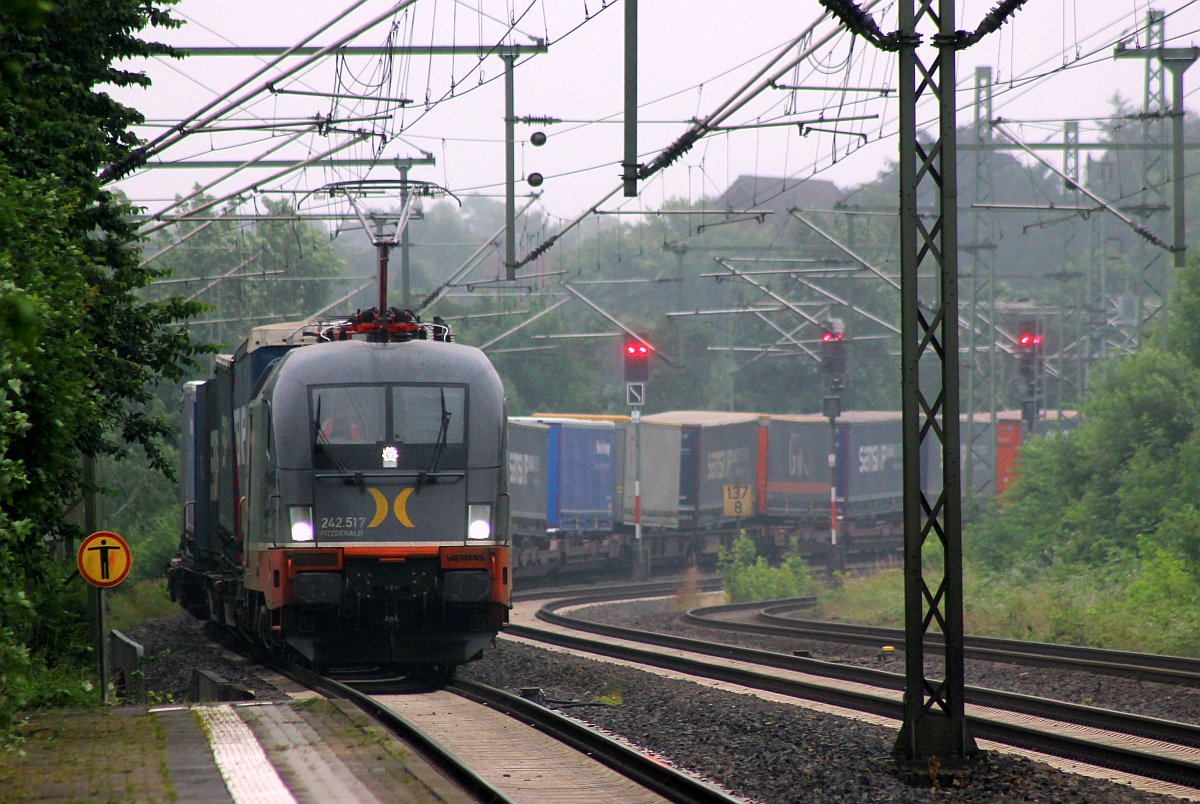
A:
[508,408,1065,579]
[170,313,510,674]
[507,416,620,577]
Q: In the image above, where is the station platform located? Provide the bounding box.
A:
[0,697,472,803]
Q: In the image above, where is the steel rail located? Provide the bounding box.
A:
[540,599,1200,747]
[761,604,1200,684]
[205,626,514,803]
[208,593,732,802]
[511,576,723,604]
[687,598,1200,686]
[450,679,740,804]
[510,597,1200,788]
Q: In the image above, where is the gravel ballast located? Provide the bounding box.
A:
[126,604,1188,803]
[458,638,1175,803]
[125,611,291,703]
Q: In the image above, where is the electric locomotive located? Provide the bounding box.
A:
[169,311,511,673]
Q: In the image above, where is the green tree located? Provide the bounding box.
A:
[0,0,205,550]
[0,0,208,718]
[969,347,1200,570]
[144,194,346,351]
[1169,253,1200,369]
[969,253,1200,577]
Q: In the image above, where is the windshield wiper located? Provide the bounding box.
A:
[419,388,451,486]
[313,396,354,482]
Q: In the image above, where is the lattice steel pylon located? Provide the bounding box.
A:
[818,0,1028,770]
[1144,10,1168,219]
[1142,9,1167,349]
[894,0,972,765]
[962,66,998,503]
[1060,120,1086,420]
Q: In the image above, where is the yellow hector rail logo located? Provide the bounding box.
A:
[367,487,415,528]
[77,531,133,588]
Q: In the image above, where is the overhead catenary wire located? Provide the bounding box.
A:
[184,249,268,302]
[123,3,573,243]
[139,133,373,237]
[475,3,1190,374]
[639,0,886,183]
[512,2,885,271]
[143,128,312,225]
[136,0,1195,369]
[992,123,1177,256]
[102,0,419,183]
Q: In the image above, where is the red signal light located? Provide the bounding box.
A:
[623,340,650,382]
[1018,333,1042,347]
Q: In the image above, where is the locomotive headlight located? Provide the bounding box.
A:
[381,445,399,468]
[467,504,492,541]
[289,506,314,542]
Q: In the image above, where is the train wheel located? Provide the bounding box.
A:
[414,663,457,686]
[253,598,281,654]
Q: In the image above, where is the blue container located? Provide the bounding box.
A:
[555,422,615,531]
[509,417,615,532]
[507,420,550,533]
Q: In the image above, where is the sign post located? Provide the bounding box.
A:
[78,531,132,703]
[622,340,650,578]
[631,405,645,578]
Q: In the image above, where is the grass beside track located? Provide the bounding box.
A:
[815,561,1200,657]
[0,708,174,802]
[109,580,178,632]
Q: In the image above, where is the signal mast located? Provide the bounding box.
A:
[1016,329,1043,429]
[819,318,847,573]
[622,337,651,578]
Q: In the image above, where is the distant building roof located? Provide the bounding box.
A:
[717,175,844,218]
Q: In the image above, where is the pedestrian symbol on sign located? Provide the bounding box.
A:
[77,531,132,588]
[88,539,120,580]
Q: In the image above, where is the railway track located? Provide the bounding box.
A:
[688,597,1200,687]
[214,626,738,803]
[505,589,1200,792]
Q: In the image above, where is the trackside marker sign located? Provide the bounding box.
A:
[77,531,133,588]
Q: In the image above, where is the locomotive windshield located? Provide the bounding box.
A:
[311,383,467,470]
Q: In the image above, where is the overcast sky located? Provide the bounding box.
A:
[108,1,1200,226]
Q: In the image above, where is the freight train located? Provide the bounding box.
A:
[506,409,1075,579]
[168,312,511,675]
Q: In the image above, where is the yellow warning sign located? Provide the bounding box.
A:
[77,531,132,588]
[723,484,753,517]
